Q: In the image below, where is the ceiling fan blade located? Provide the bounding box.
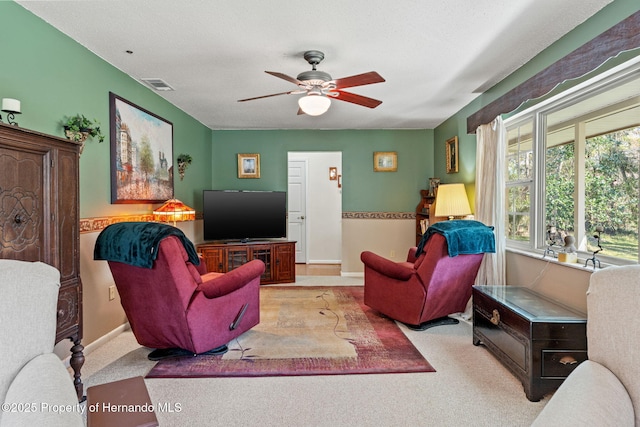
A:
[237,91,297,102]
[265,71,303,86]
[333,90,382,108]
[333,71,385,89]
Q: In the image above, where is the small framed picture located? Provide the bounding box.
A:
[237,153,260,178]
[373,151,398,172]
[446,136,459,174]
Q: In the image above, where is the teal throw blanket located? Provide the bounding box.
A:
[416,220,495,257]
[94,222,200,269]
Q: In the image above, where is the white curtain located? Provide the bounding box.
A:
[474,117,506,286]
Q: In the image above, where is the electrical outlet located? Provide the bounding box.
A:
[108,285,116,301]
[390,250,396,258]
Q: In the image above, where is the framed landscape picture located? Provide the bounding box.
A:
[109,92,174,203]
[373,151,397,172]
[238,153,261,178]
[446,136,459,174]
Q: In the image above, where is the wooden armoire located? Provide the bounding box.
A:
[0,122,84,400]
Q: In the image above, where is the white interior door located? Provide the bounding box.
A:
[288,152,342,265]
[288,160,307,263]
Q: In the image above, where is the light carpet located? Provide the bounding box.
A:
[146,286,434,378]
[80,275,548,426]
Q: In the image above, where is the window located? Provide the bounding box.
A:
[583,128,639,260]
[505,59,640,265]
[506,120,534,245]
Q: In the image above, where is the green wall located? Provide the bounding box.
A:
[211,129,433,212]
[433,0,640,210]
[1,2,213,215]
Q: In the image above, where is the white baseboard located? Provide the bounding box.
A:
[341,271,364,277]
[307,259,342,264]
[62,322,130,368]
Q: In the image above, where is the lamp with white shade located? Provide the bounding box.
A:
[434,183,472,220]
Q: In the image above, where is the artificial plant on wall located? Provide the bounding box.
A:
[177,153,192,180]
[61,114,105,154]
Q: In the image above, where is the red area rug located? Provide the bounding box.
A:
[146,286,434,378]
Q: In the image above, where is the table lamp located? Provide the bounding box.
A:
[434,183,472,220]
[153,199,195,226]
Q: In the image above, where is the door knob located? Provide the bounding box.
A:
[299,216,305,220]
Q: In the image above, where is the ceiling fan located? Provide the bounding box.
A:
[237,50,385,116]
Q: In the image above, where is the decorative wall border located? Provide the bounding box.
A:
[81,212,412,233]
[342,212,415,219]
[80,213,203,233]
[80,214,155,233]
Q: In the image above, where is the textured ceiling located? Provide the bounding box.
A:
[17,0,613,130]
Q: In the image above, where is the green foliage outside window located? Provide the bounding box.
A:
[545,128,640,260]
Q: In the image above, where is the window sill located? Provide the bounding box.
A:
[506,247,609,273]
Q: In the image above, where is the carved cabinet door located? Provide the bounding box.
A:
[0,145,48,263]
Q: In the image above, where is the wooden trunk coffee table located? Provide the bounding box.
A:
[472,285,587,402]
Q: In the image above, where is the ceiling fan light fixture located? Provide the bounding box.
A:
[239,51,384,115]
[298,94,331,116]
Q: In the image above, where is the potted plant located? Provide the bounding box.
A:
[177,153,192,180]
[62,114,105,153]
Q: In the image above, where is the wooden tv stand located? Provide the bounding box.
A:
[196,240,295,285]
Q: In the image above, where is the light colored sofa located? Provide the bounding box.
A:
[0,260,83,427]
[532,264,640,427]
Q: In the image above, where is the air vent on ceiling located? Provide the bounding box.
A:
[141,78,174,91]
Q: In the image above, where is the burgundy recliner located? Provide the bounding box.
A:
[361,233,486,330]
[105,235,264,360]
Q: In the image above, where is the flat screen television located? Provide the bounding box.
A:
[203,190,287,242]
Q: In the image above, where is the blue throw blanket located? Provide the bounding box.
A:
[94,222,200,269]
[416,220,495,257]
